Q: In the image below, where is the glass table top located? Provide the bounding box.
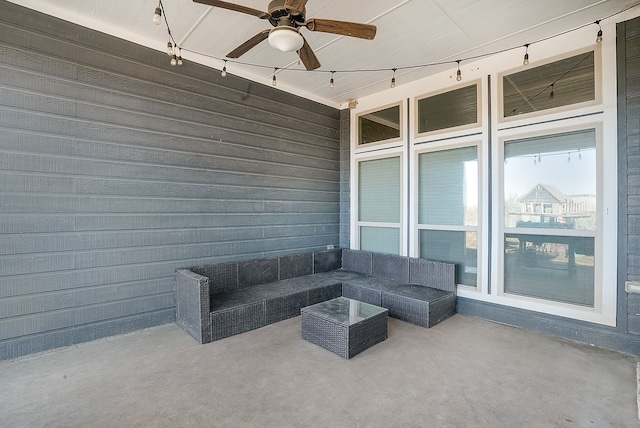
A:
[301,297,387,326]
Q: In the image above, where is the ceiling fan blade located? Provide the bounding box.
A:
[226,29,270,58]
[298,35,320,71]
[284,0,308,14]
[304,18,376,40]
[193,0,270,19]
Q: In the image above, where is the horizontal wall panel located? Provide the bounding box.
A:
[0,228,267,255]
[0,44,79,79]
[0,1,341,359]
[72,213,339,231]
[0,263,189,298]
[0,108,339,161]
[0,195,265,214]
[0,293,175,340]
[0,173,338,199]
[0,253,75,276]
[0,129,339,172]
[0,223,339,256]
[0,278,174,318]
[0,151,339,185]
[0,309,175,360]
[0,214,76,234]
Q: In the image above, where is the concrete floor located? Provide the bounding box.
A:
[1,315,638,427]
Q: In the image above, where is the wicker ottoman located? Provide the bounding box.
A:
[301,297,388,359]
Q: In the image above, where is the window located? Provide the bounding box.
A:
[417,145,479,286]
[415,83,479,136]
[358,104,402,146]
[502,128,596,306]
[501,49,597,120]
[357,156,402,254]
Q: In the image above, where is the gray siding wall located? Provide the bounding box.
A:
[622,17,640,334]
[460,15,640,356]
[339,108,350,248]
[0,1,341,359]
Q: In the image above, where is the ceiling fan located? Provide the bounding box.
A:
[193,0,377,70]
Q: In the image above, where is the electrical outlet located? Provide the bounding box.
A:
[625,281,640,294]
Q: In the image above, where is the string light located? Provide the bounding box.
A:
[549,83,555,99]
[221,60,227,77]
[567,152,571,163]
[272,68,278,86]
[330,71,335,89]
[177,48,183,66]
[523,44,530,65]
[166,28,174,56]
[153,2,162,25]
[152,0,637,83]
[390,68,396,88]
[578,149,582,160]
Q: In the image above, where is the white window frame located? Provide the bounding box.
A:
[349,19,617,326]
[414,79,483,139]
[412,137,483,290]
[352,150,407,256]
[356,102,404,149]
[497,45,603,124]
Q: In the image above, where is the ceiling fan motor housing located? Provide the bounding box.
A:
[268,0,306,24]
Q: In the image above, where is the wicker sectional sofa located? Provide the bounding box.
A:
[175,249,456,344]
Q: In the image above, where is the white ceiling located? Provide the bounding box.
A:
[6,0,638,107]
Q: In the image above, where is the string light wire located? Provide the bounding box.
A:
[154,0,638,80]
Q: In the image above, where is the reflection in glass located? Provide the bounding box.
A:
[504,129,596,230]
[360,226,399,255]
[420,230,477,286]
[503,51,595,118]
[358,105,401,145]
[417,84,478,134]
[302,297,387,326]
[504,235,594,306]
[419,147,477,226]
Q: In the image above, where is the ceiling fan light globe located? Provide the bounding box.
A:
[268,27,304,52]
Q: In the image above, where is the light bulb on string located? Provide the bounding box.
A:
[523,44,530,66]
[549,83,555,100]
[568,152,571,163]
[538,154,542,163]
[390,68,396,88]
[166,29,174,56]
[221,60,227,77]
[177,48,183,66]
[595,20,603,43]
[579,149,582,160]
[330,71,335,89]
[170,54,177,66]
[153,5,162,25]
[456,60,462,81]
[272,68,278,86]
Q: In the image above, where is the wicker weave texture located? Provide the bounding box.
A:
[381,292,430,328]
[301,303,388,359]
[342,282,381,306]
[302,314,350,358]
[210,302,265,341]
[264,291,308,324]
